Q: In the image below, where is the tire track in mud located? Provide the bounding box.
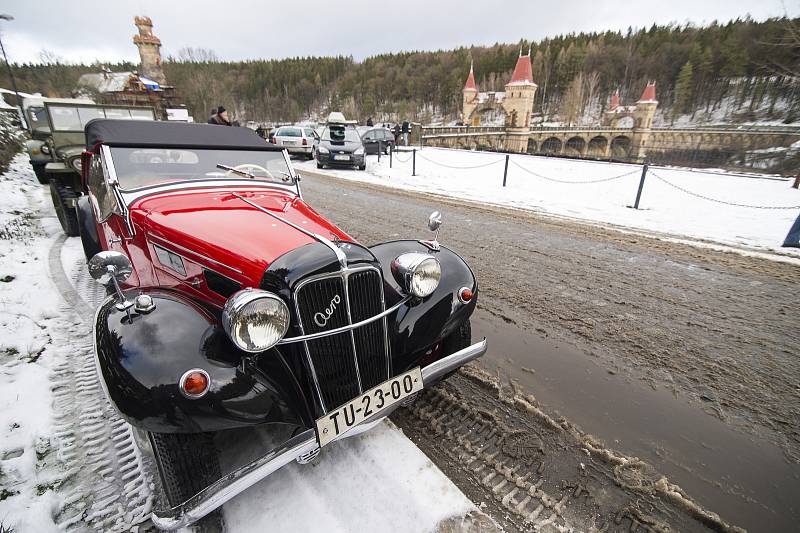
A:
[46,235,157,532]
[393,366,745,533]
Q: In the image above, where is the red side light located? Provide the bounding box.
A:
[458,287,473,304]
[180,369,210,399]
[302,138,308,146]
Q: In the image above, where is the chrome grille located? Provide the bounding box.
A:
[294,267,389,411]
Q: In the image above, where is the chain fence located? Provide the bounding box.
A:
[509,159,641,184]
[416,152,504,170]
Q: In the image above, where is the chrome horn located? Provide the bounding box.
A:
[420,211,442,251]
[88,251,134,311]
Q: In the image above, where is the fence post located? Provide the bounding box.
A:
[378,140,382,162]
[632,163,649,209]
[412,149,416,176]
[502,154,510,187]
[389,144,393,168]
[792,175,799,189]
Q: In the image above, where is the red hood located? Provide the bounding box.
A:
[131,185,352,287]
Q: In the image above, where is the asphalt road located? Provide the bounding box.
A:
[298,166,800,533]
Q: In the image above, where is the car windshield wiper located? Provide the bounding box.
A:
[215,163,293,182]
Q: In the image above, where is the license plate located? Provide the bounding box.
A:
[333,154,350,161]
[282,140,298,146]
[315,367,422,447]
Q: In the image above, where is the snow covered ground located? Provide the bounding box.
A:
[0,152,479,532]
[297,147,800,258]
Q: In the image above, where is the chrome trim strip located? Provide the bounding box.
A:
[342,273,364,394]
[280,286,407,344]
[102,145,135,237]
[232,192,347,269]
[420,338,488,385]
[150,338,489,531]
[147,234,244,275]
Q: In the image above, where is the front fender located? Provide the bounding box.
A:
[370,240,478,373]
[94,291,307,433]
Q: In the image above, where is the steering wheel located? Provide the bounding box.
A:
[225,163,275,181]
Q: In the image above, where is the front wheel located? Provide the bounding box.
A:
[316,161,324,169]
[49,180,80,237]
[437,320,472,382]
[149,432,221,508]
[358,164,366,171]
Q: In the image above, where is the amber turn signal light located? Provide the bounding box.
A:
[458,287,473,304]
[179,369,210,399]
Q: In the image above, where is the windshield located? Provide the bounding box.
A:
[48,105,156,132]
[277,127,302,137]
[322,125,361,143]
[27,107,49,130]
[109,147,294,190]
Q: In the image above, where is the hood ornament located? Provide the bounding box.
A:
[420,211,442,251]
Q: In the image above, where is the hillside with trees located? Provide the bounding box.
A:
[2,17,798,126]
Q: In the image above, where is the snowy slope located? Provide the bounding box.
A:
[0,152,480,532]
[297,148,800,257]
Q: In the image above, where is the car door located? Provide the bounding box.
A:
[362,130,377,153]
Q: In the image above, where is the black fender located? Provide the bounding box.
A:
[94,290,308,433]
[369,240,478,373]
[76,196,102,262]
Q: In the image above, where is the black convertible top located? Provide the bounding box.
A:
[85,119,282,151]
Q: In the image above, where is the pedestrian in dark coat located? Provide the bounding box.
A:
[366,117,374,127]
[401,120,410,146]
[392,123,401,146]
[208,106,232,126]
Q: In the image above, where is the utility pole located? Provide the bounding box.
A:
[0,14,25,129]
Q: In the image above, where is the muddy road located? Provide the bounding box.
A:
[298,168,800,532]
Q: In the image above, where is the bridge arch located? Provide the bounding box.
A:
[587,136,608,157]
[610,136,632,159]
[526,139,537,154]
[541,137,563,154]
[565,136,587,156]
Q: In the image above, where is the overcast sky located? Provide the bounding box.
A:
[1,0,797,65]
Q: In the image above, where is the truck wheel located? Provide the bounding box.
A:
[33,165,49,185]
[149,432,222,508]
[49,180,80,237]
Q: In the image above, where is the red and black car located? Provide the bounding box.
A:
[76,120,486,529]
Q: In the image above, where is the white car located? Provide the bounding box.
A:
[270,126,318,159]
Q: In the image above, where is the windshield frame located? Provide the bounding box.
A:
[102,144,302,210]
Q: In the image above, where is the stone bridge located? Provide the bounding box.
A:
[418,125,800,170]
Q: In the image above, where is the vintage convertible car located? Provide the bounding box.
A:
[78,120,486,529]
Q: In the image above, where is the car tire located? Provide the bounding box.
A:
[149,431,222,508]
[316,161,324,169]
[358,164,366,171]
[76,196,102,263]
[33,165,49,185]
[49,180,80,237]
[438,320,472,382]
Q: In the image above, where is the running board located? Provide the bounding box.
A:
[151,339,488,530]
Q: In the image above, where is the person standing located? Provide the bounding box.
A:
[392,123,401,146]
[366,117,374,127]
[208,106,232,126]
[401,119,410,146]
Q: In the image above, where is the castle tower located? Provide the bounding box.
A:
[502,51,537,152]
[632,81,658,161]
[133,16,167,85]
[462,61,479,125]
[502,51,537,129]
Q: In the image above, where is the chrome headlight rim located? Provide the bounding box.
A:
[391,252,441,298]
[222,289,290,353]
[69,156,82,172]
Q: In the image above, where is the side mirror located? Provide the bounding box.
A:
[88,251,132,286]
[89,251,134,311]
[428,211,442,232]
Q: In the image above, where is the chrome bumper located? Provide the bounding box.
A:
[151,338,487,530]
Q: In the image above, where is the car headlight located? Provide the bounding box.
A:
[41,144,50,155]
[222,289,290,352]
[69,157,82,172]
[391,253,441,298]
[354,147,364,155]
[317,145,329,154]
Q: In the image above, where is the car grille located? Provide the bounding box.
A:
[294,267,389,411]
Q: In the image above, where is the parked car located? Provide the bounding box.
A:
[78,119,486,530]
[315,113,366,170]
[361,127,395,154]
[33,101,156,237]
[21,96,95,185]
[270,125,317,159]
